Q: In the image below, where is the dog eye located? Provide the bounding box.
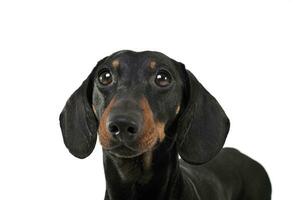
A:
[155,70,171,87]
[99,69,113,86]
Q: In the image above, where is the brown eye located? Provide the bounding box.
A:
[155,70,172,87]
[99,69,113,86]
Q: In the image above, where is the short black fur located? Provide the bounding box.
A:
[59,50,271,200]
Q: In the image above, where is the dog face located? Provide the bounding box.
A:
[60,50,229,164]
[91,51,184,158]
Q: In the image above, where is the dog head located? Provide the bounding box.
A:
[60,50,229,164]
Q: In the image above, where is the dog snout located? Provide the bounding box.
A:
[107,113,142,141]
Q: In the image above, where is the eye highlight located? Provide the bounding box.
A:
[98,69,113,86]
[155,70,172,87]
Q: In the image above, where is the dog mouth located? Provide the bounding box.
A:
[103,140,160,158]
[104,145,145,158]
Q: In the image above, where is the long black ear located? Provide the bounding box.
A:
[59,58,106,159]
[176,65,230,164]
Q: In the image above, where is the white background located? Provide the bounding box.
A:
[0,0,302,199]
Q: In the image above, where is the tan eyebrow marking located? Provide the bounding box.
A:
[112,59,120,69]
[149,60,156,70]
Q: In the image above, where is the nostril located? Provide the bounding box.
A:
[107,115,140,138]
[108,123,119,135]
[127,126,137,134]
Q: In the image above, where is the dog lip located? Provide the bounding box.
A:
[103,144,144,158]
[101,143,122,151]
[121,142,138,151]
[107,150,144,158]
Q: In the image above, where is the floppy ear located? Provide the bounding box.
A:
[176,65,230,164]
[59,58,107,159]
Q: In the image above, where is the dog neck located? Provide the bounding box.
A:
[102,144,184,200]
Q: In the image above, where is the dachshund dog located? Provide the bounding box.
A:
[59,50,271,200]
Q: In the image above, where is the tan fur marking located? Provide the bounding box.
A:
[138,97,165,151]
[176,105,180,115]
[156,122,165,142]
[143,151,153,171]
[149,60,156,70]
[112,59,120,69]
[98,97,116,148]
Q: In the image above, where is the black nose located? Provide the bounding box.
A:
[107,115,139,140]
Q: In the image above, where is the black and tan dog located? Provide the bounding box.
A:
[59,50,271,200]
